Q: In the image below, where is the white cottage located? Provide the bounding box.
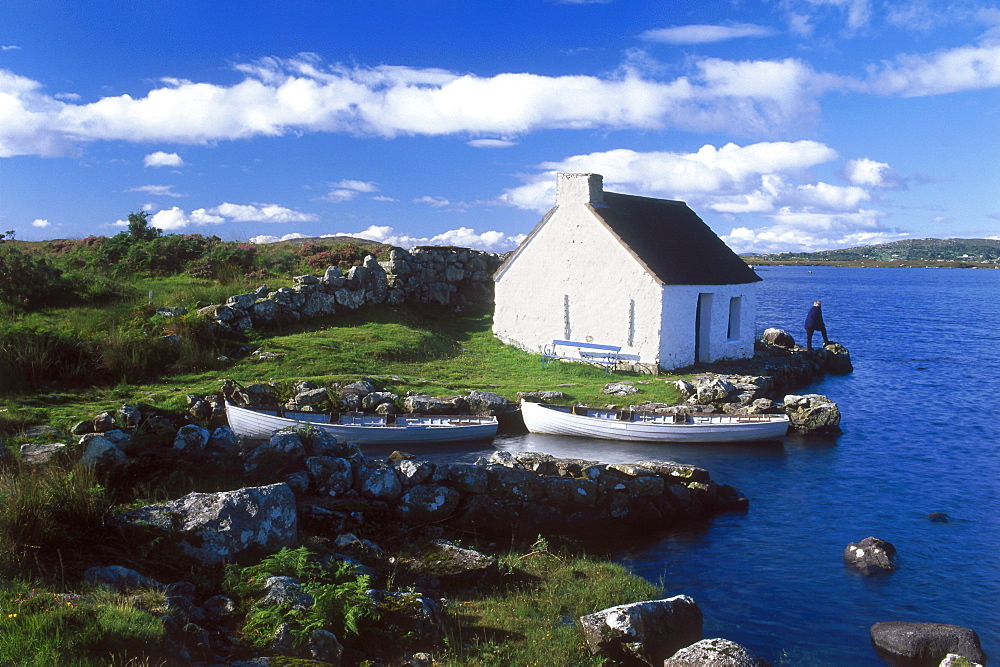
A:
[492,173,761,371]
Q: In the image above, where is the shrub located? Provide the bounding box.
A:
[0,233,70,310]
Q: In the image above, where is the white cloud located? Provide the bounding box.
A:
[143,151,185,168]
[414,195,452,208]
[868,43,1000,96]
[212,202,318,223]
[147,207,225,230]
[843,157,904,189]
[505,141,909,253]
[322,179,378,202]
[249,232,308,244]
[372,195,398,202]
[0,54,838,158]
[127,184,184,197]
[641,23,778,45]
[503,140,839,211]
[132,202,318,231]
[321,224,523,252]
[54,92,81,101]
[1,45,19,51]
[32,218,50,228]
[467,138,518,148]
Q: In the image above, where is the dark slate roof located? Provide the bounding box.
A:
[592,192,761,286]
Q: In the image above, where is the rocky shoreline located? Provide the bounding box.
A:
[13,335,986,665]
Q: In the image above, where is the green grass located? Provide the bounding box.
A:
[0,579,169,666]
[439,539,664,666]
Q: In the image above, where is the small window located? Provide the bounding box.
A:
[727,297,742,340]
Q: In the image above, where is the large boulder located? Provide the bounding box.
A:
[783,394,841,433]
[844,536,898,575]
[402,394,466,415]
[173,424,211,451]
[579,595,703,665]
[822,342,854,374]
[119,483,297,565]
[664,637,770,666]
[19,443,68,466]
[79,435,127,471]
[870,622,987,665]
[464,390,509,416]
[760,328,795,348]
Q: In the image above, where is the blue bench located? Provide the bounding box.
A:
[542,339,621,374]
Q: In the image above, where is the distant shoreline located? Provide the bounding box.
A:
[747,260,999,269]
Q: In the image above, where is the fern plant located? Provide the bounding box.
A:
[224,546,373,648]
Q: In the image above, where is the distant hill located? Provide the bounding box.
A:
[743,238,1000,264]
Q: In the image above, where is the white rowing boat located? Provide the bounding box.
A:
[520,400,788,443]
[225,401,499,445]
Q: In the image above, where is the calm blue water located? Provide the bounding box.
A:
[370,266,1000,664]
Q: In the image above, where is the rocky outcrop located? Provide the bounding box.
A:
[870,621,987,665]
[664,638,771,666]
[119,483,298,565]
[760,328,795,349]
[83,565,164,592]
[844,536,898,575]
[783,393,842,433]
[579,595,703,665]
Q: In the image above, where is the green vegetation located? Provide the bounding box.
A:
[744,237,1000,268]
[439,538,663,666]
[0,224,687,663]
[223,546,374,649]
[0,579,169,665]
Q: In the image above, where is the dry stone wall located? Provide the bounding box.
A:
[198,246,502,332]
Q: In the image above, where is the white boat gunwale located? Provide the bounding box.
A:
[225,401,499,444]
[519,399,789,443]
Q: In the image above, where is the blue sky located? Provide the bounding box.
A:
[2,0,999,253]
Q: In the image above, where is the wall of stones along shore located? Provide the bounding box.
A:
[197,246,503,332]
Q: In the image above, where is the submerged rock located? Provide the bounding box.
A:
[844,536,898,575]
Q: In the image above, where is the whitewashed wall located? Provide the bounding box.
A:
[493,205,663,361]
[658,282,758,369]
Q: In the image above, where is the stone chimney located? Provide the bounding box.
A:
[556,173,605,207]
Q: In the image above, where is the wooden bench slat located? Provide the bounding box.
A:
[542,339,620,374]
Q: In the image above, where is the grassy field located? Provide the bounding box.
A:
[2,298,683,435]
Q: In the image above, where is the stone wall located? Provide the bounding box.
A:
[198,246,502,332]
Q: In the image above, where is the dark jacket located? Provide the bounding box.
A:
[805,305,825,330]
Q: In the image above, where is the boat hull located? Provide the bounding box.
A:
[520,400,788,443]
[225,402,498,445]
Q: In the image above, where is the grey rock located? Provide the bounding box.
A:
[760,327,795,348]
[395,459,435,486]
[173,424,210,451]
[310,628,344,664]
[432,462,489,494]
[70,420,95,436]
[19,443,67,465]
[93,410,116,432]
[464,390,509,416]
[118,404,142,428]
[79,435,126,470]
[119,483,297,565]
[395,484,461,523]
[402,394,466,415]
[783,393,842,433]
[664,637,770,666]
[83,565,163,591]
[306,456,353,496]
[402,539,500,592]
[844,536,898,574]
[260,575,313,610]
[580,595,703,665]
[870,621,987,665]
[604,382,640,396]
[203,595,236,618]
[366,589,445,644]
[208,426,239,451]
[358,464,402,501]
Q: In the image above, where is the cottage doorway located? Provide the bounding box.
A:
[695,293,713,363]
